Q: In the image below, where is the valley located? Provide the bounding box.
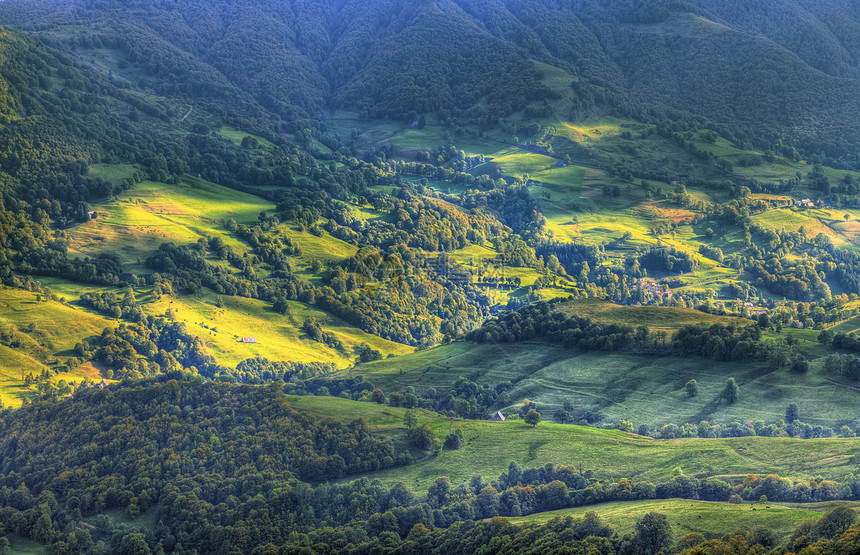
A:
[1,0,860,553]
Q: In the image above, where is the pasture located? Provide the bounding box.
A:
[0,287,115,407]
[66,175,275,266]
[304,395,860,491]
[149,291,412,368]
[509,498,843,540]
[352,310,860,429]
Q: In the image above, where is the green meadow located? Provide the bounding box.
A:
[351,339,860,430]
[88,163,139,184]
[0,287,115,407]
[149,291,412,368]
[217,127,276,149]
[67,174,275,266]
[508,498,846,540]
[298,395,860,492]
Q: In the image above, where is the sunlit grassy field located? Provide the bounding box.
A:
[66,175,275,266]
[148,291,412,368]
[0,287,115,407]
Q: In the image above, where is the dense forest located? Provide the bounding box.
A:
[3,0,860,166]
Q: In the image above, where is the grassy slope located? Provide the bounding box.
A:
[217,127,275,149]
[7,536,47,555]
[0,287,115,407]
[353,340,860,429]
[347,299,859,428]
[66,175,275,267]
[150,291,412,368]
[509,498,846,540]
[553,298,744,332]
[287,395,860,492]
[52,175,409,371]
[35,276,413,371]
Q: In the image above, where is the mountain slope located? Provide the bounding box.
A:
[4,0,860,163]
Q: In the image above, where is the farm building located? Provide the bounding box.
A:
[492,411,506,421]
[241,336,258,343]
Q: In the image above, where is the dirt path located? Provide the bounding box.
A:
[825,377,860,392]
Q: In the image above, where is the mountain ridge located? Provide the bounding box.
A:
[4,0,860,165]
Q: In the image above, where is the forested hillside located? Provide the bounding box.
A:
[3,0,860,553]
[4,0,860,166]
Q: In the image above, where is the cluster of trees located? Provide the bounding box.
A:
[822,353,860,381]
[303,317,345,352]
[466,300,785,366]
[748,255,831,302]
[303,374,515,421]
[637,417,842,441]
[672,323,768,362]
[638,246,697,275]
[230,357,336,384]
[467,300,650,352]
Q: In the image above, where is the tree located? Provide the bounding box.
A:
[684,379,699,398]
[390,482,414,507]
[407,424,437,450]
[633,512,673,555]
[443,429,464,450]
[791,359,809,374]
[370,388,387,404]
[815,506,857,539]
[768,347,791,370]
[785,403,799,424]
[403,410,418,429]
[676,533,706,551]
[723,378,739,404]
[524,409,541,427]
[119,532,151,555]
[553,408,571,423]
[32,513,53,545]
[474,486,501,518]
